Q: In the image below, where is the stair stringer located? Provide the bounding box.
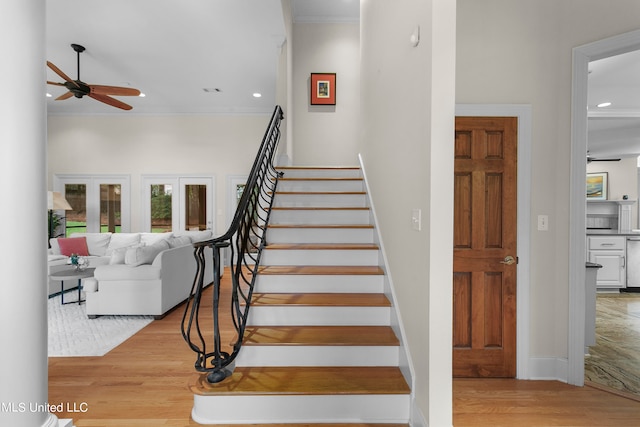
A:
[358,155,423,427]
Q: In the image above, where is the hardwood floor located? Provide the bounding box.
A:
[585,293,640,397]
[48,269,640,426]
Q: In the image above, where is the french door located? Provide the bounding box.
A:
[141,175,215,233]
[54,175,131,235]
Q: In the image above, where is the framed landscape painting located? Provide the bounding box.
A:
[587,172,608,200]
[310,73,336,105]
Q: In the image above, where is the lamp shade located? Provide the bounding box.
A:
[47,191,73,210]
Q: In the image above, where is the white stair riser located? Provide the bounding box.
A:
[279,168,362,179]
[270,209,370,225]
[261,249,379,266]
[236,345,399,367]
[192,394,410,424]
[273,193,367,207]
[266,227,374,244]
[277,180,364,192]
[248,306,391,326]
[254,274,384,294]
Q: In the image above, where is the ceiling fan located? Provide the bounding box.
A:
[587,152,621,163]
[47,44,140,111]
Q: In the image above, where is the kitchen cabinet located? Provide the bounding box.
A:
[588,236,626,289]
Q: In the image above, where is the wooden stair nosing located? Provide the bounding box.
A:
[250,293,391,307]
[265,243,379,250]
[276,177,364,182]
[243,325,399,346]
[267,223,374,229]
[257,265,384,275]
[271,206,369,210]
[190,366,410,396]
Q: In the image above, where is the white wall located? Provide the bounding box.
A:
[360,1,456,426]
[456,0,640,371]
[587,157,639,228]
[47,114,271,234]
[292,22,360,165]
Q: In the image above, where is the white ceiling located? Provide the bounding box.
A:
[587,49,640,160]
[46,0,639,158]
[45,0,357,116]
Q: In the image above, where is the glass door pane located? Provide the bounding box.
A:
[150,184,173,232]
[64,184,87,236]
[100,184,122,233]
[185,184,207,231]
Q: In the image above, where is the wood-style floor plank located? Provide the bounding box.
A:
[48,268,640,426]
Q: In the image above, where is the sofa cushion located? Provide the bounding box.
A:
[141,232,173,246]
[70,233,112,256]
[167,235,192,248]
[106,233,141,255]
[58,237,89,256]
[125,240,170,266]
[174,230,213,243]
[94,264,161,281]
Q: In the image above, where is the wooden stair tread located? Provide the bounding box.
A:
[271,205,369,210]
[257,265,384,275]
[243,326,399,346]
[274,191,367,196]
[250,293,391,307]
[277,177,363,181]
[268,224,374,229]
[265,243,379,250]
[277,166,360,170]
[191,366,410,395]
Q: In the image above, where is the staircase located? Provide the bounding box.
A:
[189,166,411,425]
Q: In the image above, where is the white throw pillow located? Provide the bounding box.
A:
[106,233,141,256]
[124,240,170,267]
[109,243,144,265]
[71,233,112,256]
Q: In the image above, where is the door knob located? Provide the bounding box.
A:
[500,255,516,265]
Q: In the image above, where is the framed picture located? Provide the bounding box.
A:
[310,73,336,105]
[586,172,608,200]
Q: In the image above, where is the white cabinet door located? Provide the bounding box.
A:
[589,250,626,289]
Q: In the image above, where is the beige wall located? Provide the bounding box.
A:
[587,157,639,227]
[457,0,640,365]
[291,22,360,165]
[360,1,456,425]
[47,114,270,234]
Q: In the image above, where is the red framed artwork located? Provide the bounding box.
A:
[310,73,336,105]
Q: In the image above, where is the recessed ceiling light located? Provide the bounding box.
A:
[138,93,146,97]
[597,102,612,108]
[253,93,262,98]
[46,93,52,98]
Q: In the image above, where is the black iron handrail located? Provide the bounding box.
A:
[181,105,284,383]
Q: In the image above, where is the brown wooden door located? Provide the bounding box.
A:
[453,116,517,378]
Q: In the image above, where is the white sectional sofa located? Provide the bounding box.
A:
[48,231,214,318]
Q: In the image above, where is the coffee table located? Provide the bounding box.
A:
[49,268,96,305]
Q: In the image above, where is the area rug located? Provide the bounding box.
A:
[48,293,153,357]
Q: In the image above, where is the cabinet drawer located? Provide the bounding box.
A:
[588,236,625,250]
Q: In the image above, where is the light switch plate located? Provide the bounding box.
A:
[537,214,549,231]
[412,209,422,231]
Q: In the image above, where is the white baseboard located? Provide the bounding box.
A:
[528,357,569,382]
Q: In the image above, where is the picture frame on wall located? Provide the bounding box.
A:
[587,172,608,200]
[310,73,336,105]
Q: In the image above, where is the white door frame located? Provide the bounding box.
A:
[568,29,640,386]
[455,104,532,380]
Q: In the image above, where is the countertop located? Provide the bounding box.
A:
[587,229,640,236]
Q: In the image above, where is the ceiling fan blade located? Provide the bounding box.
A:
[47,81,66,87]
[46,61,79,88]
[89,85,141,97]
[55,92,74,101]
[88,93,133,110]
